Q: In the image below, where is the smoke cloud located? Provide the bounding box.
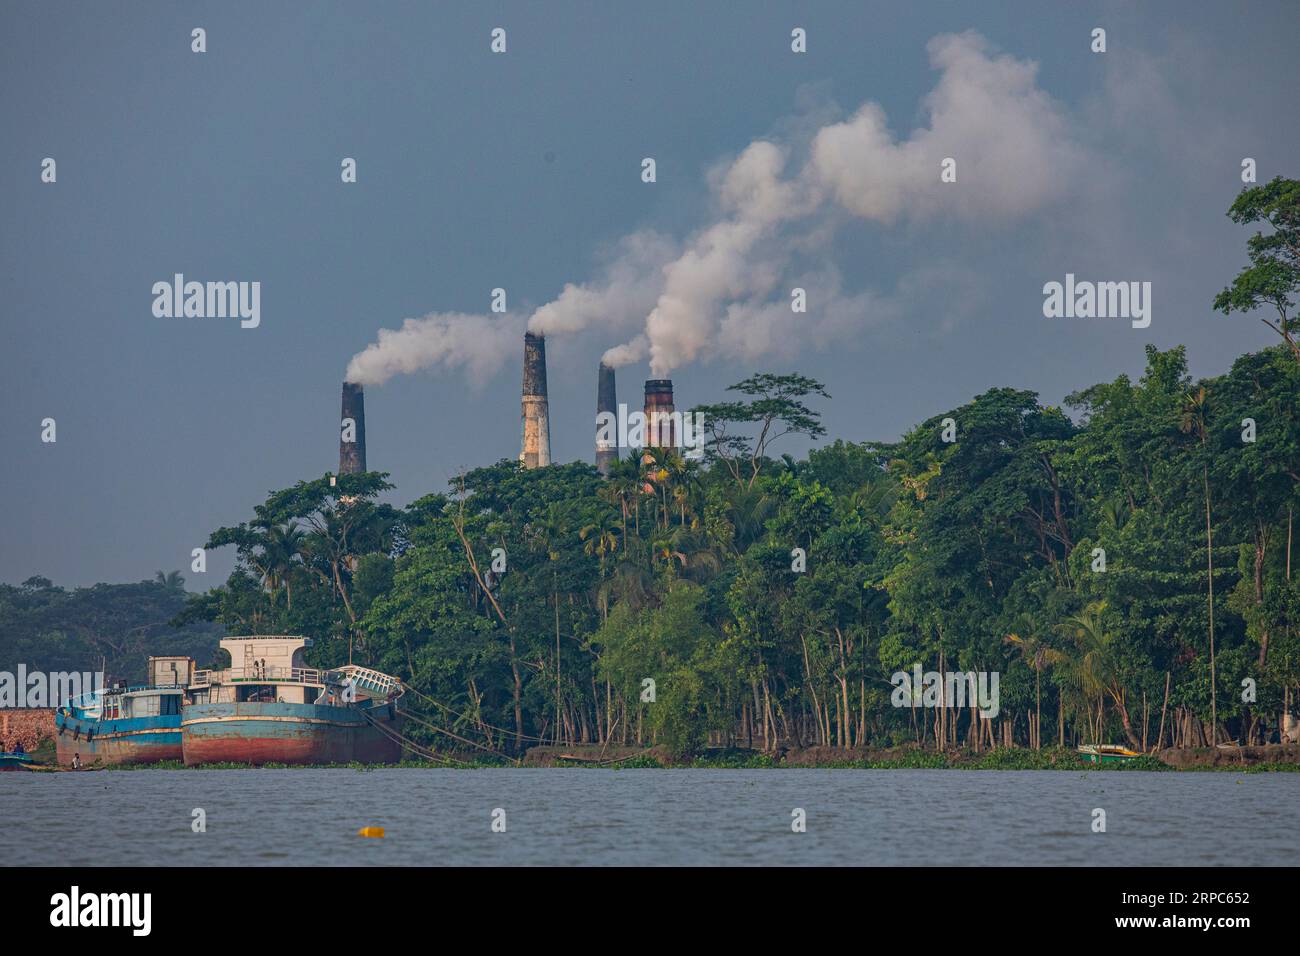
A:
[602,30,1088,376]
[348,32,1087,384]
[600,335,648,368]
[527,231,676,337]
[345,311,522,387]
[809,32,1083,223]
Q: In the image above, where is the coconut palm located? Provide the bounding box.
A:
[600,554,655,613]
[1179,385,1217,744]
[1056,602,1142,750]
[262,521,305,610]
[604,456,645,538]
[721,483,777,555]
[848,474,898,529]
[649,530,688,578]
[1005,619,1064,750]
[580,513,622,618]
[154,570,185,591]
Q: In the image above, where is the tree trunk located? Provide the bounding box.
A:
[554,592,562,746]
[1034,668,1042,750]
[1203,462,1217,746]
[1155,672,1170,752]
[509,635,524,753]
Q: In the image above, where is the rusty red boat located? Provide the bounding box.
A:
[181,636,404,766]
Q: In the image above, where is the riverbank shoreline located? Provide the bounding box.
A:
[16,743,1298,772]
[520,743,1300,771]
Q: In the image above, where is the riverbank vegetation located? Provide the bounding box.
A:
[0,573,221,677]
[159,180,1300,760]
[9,181,1300,764]
[91,747,1300,772]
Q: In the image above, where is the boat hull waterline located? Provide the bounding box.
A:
[182,701,403,766]
[55,713,183,767]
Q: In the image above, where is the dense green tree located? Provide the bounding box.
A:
[1215,177,1300,361]
[16,185,1300,757]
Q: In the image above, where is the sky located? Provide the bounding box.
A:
[3,1,1298,588]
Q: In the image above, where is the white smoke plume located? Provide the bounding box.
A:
[601,30,1088,376]
[716,267,890,364]
[527,231,676,337]
[809,32,1083,223]
[640,140,817,376]
[345,311,522,386]
[600,335,648,368]
[348,32,1086,385]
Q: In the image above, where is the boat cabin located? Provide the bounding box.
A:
[63,654,194,721]
[148,655,194,688]
[98,686,184,720]
[189,635,327,705]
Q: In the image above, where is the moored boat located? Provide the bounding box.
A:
[0,752,34,771]
[182,636,403,766]
[1077,743,1142,764]
[54,656,193,767]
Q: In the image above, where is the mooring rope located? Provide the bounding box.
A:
[396,707,521,764]
[396,680,638,761]
[555,746,657,766]
[359,709,471,767]
[398,682,552,745]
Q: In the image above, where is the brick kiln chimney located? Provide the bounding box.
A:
[520,332,551,468]
[339,381,367,474]
[643,378,676,449]
[596,362,618,476]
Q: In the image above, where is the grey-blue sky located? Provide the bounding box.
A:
[2,1,1297,587]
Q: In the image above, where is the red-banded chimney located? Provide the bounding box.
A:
[643,378,676,449]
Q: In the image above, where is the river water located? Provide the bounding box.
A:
[3,768,1295,866]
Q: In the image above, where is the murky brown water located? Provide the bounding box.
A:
[2,768,1295,866]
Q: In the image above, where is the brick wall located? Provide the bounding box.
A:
[1,709,56,752]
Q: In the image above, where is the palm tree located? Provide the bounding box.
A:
[528,504,570,745]
[601,554,655,612]
[580,513,621,574]
[153,570,185,591]
[644,524,723,590]
[649,530,687,578]
[262,522,305,610]
[672,484,691,527]
[580,513,621,618]
[1056,602,1142,750]
[1179,386,1217,745]
[848,474,898,530]
[1005,620,1063,750]
[639,445,675,530]
[600,458,640,541]
[722,483,776,555]
[607,456,646,539]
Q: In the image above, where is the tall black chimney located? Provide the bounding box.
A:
[339,381,366,474]
[596,363,618,476]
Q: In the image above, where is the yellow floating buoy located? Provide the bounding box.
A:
[357,826,385,838]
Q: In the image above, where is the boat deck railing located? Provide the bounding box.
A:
[331,665,404,700]
[191,666,324,688]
